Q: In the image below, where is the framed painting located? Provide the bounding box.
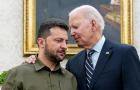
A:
[23,0,133,56]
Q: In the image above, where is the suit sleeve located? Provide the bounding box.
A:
[1,69,20,90]
[122,46,140,90]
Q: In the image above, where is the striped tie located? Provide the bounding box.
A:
[85,50,95,89]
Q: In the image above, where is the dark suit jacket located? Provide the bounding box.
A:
[66,39,140,90]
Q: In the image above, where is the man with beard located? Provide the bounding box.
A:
[2,20,77,90]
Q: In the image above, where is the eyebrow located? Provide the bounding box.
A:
[55,37,68,41]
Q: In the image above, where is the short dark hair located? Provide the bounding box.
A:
[37,20,69,39]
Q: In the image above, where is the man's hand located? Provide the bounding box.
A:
[22,55,36,64]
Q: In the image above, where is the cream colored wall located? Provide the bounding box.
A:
[133,0,140,56]
[0,0,25,74]
[0,0,140,88]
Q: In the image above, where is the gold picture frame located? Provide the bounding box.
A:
[23,0,133,56]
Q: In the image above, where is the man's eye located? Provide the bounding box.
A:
[72,25,78,29]
[56,39,61,42]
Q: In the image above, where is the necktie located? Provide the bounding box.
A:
[85,50,95,89]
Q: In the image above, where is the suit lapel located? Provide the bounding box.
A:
[77,50,87,90]
[90,39,113,88]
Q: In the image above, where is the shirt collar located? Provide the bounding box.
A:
[87,36,105,53]
[33,56,65,74]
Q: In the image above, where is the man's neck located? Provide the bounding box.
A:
[86,35,102,50]
[38,53,57,71]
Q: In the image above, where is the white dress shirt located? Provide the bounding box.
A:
[87,36,105,68]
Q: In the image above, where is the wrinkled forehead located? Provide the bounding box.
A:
[69,10,88,24]
[69,14,87,27]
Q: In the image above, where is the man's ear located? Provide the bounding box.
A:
[91,19,97,31]
[37,38,45,48]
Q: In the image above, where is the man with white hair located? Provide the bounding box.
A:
[66,5,140,90]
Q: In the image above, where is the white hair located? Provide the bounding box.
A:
[69,5,105,32]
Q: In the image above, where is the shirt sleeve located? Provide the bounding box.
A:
[1,69,19,90]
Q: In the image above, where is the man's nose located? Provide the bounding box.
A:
[61,42,67,50]
[70,29,75,36]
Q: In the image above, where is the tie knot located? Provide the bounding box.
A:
[88,50,95,57]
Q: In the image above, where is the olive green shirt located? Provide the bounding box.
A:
[2,58,77,90]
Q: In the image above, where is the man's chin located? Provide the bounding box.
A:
[57,53,65,59]
[77,43,83,48]
[58,56,65,61]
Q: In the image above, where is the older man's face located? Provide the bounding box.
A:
[69,13,94,48]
